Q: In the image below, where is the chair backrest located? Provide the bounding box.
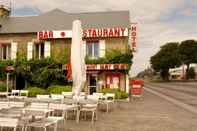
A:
[49,103,60,110]
[0,118,18,127]
[87,95,99,103]
[0,101,9,108]
[9,102,25,108]
[93,93,104,98]
[30,102,49,109]
[62,92,73,98]
[51,94,64,100]
[36,95,50,99]
[20,90,28,96]
[80,92,86,96]
[105,93,115,101]
[11,90,20,96]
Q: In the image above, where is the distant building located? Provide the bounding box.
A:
[169,64,197,80]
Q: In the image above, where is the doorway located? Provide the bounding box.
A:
[89,75,97,94]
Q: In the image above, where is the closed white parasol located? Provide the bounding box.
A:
[71,20,86,98]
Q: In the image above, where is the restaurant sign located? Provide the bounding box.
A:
[86,64,128,70]
[38,27,128,39]
[63,64,128,71]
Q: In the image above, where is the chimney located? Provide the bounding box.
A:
[0,5,10,18]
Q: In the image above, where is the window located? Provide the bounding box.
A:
[0,44,11,60]
[86,41,99,59]
[34,43,44,59]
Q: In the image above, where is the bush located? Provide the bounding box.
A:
[47,85,72,94]
[25,87,47,97]
[100,88,128,99]
[0,83,6,92]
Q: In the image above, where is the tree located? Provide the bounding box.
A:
[150,42,181,81]
[178,40,197,79]
[187,67,196,79]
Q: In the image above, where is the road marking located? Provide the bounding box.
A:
[144,87,197,115]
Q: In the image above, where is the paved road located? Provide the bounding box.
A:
[145,82,197,108]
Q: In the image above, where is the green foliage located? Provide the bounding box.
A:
[150,42,181,81]
[0,83,6,92]
[0,60,14,79]
[187,67,196,79]
[47,85,72,94]
[178,40,197,65]
[100,88,128,99]
[178,40,197,79]
[14,58,66,88]
[25,87,47,97]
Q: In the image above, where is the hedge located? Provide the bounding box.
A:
[100,88,128,99]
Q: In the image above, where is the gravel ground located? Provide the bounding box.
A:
[64,91,197,131]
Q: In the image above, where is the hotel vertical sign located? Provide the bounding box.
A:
[130,23,137,52]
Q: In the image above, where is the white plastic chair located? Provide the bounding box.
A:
[36,95,50,99]
[51,94,64,103]
[78,103,98,124]
[8,90,20,99]
[0,118,20,131]
[62,92,73,98]
[102,93,115,113]
[93,93,104,99]
[25,116,64,131]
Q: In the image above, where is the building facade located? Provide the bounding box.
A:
[0,7,132,94]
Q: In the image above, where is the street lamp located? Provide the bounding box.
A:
[5,65,14,96]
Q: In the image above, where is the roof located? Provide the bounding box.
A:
[0,9,130,34]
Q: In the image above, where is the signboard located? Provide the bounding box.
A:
[63,64,128,71]
[38,27,128,39]
[38,30,72,39]
[130,23,137,52]
[83,28,128,38]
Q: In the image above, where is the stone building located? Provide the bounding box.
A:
[0,7,132,94]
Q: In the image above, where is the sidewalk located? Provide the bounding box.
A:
[65,91,197,131]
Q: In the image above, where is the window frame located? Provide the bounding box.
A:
[86,40,100,59]
[0,43,11,60]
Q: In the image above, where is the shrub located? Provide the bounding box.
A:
[0,83,6,92]
[47,85,72,94]
[100,88,128,99]
[25,87,47,97]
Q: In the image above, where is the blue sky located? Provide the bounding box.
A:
[7,0,197,76]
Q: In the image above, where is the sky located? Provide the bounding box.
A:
[3,0,197,76]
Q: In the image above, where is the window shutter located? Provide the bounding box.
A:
[27,42,33,60]
[44,41,51,58]
[11,42,17,60]
[99,40,105,57]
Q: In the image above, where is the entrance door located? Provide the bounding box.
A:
[89,75,97,94]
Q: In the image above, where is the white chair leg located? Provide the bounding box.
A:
[76,110,80,123]
[92,111,95,124]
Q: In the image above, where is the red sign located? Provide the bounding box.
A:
[83,28,128,38]
[38,27,128,39]
[63,64,128,71]
[130,23,137,51]
[38,30,72,39]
